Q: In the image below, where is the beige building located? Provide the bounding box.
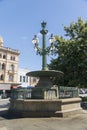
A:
[29,77,39,87]
[0,37,20,90]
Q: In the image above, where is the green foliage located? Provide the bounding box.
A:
[48,18,87,88]
[81,96,87,102]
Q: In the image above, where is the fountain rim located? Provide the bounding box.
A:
[26,70,64,77]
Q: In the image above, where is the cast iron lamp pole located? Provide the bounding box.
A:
[32,21,56,71]
[40,22,48,70]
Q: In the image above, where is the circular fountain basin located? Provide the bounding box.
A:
[26,70,63,77]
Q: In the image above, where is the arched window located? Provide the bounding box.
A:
[10,64,14,71]
[0,53,2,58]
[10,56,13,60]
[13,56,15,60]
[1,74,4,80]
[3,55,6,59]
[10,56,15,60]
[0,63,1,70]
[2,63,5,70]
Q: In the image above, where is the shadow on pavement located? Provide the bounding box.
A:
[0,110,22,120]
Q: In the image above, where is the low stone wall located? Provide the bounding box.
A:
[9,98,82,117]
[9,99,61,111]
[62,98,81,110]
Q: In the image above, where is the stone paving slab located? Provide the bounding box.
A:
[0,127,7,130]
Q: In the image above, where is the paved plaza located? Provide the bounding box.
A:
[0,99,87,130]
[0,110,87,130]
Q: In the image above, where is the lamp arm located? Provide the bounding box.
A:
[34,44,42,55]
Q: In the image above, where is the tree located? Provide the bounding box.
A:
[48,18,87,87]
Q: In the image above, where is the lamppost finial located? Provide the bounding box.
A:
[41,21,46,29]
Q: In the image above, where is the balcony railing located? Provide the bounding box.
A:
[8,70,14,74]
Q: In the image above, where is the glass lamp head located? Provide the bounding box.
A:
[32,35,39,44]
[49,34,56,44]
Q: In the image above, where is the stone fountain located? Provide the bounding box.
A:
[9,22,82,117]
[26,22,63,99]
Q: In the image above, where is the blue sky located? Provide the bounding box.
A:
[0,0,87,71]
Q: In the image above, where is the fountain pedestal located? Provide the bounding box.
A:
[31,86,58,99]
[27,70,62,99]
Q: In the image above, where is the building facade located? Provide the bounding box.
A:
[0,37,20,90]
[18,68,30,87]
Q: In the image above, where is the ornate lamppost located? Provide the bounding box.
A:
[32,21,56,71]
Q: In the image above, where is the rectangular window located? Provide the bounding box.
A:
[20,76,22,82]
[9,75,14,82]
[23,76,25,82]
[33,78,36,83]
[26,76,28,82]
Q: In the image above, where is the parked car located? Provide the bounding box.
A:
[79,89,85,94]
